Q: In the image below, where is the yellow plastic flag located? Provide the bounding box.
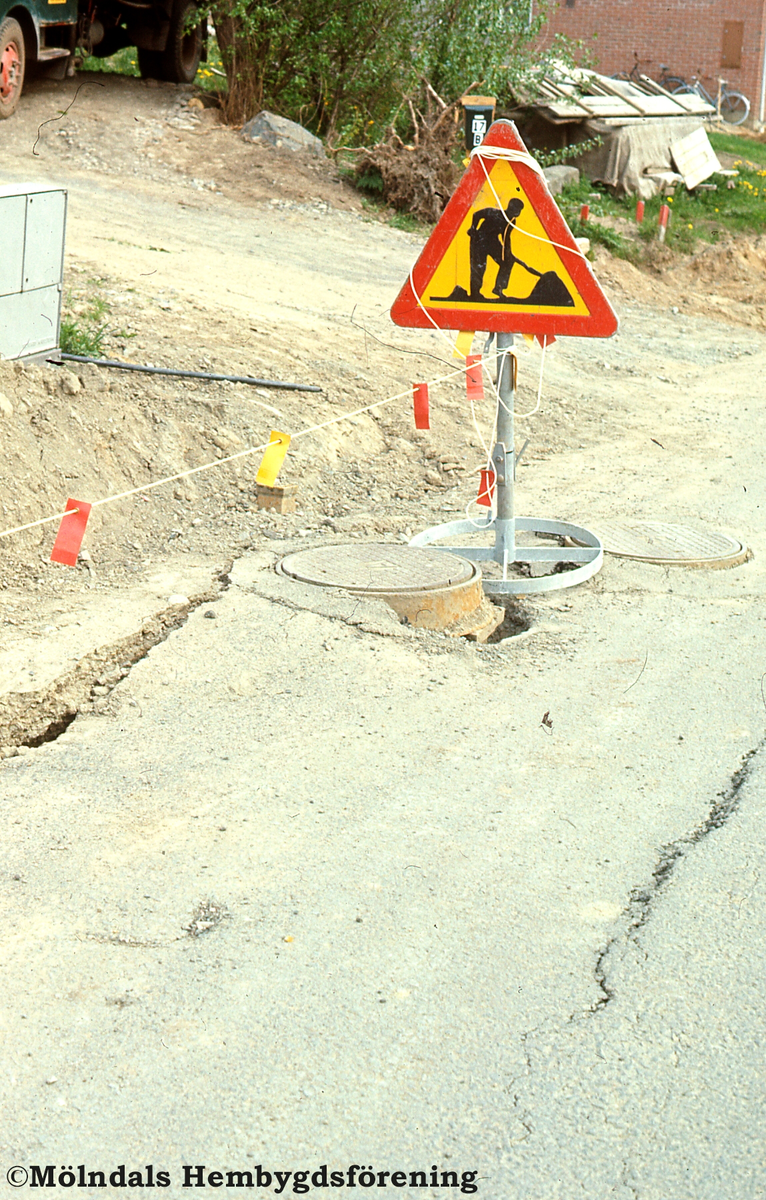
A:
[453,330,475,360]
[256,430,291,487]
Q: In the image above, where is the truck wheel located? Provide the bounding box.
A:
[161,0,201,83]
[0,18,25,119]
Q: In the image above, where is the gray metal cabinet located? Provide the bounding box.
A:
[0,183,66,359]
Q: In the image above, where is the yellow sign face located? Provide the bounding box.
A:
[425,160,590,318]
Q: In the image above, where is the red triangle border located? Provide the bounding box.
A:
[390,121,619,339]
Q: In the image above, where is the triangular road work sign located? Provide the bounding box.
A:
[391,120,618,338]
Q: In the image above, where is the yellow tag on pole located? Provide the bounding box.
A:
[256,430,291,487]
[453,330,475,360]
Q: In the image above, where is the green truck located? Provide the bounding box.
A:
[0,0,204,116]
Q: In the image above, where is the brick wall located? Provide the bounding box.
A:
[540,0,766,121]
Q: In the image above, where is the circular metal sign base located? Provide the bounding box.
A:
[594,520,748,568]
[409,516,603,595]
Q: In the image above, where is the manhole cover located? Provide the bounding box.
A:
[279,543,475,594]
[277,544,490,633]
[593,521,747,568]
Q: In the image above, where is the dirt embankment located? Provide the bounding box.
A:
[0,69,763,686]
[590,234,766,331]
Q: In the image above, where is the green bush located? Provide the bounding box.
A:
[211,0,573,146]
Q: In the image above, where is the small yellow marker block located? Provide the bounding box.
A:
[256,430,291,487]
[453,330,475,360]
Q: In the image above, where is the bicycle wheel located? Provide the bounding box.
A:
[667,79,692,93]
[720,90,750,125]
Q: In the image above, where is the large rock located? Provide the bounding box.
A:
[241,111,325,157]
[543,164,580,195]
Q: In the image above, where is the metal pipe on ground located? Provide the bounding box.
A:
[53,354,322,393]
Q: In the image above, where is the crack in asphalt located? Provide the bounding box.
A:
[248,586,418,639]
[589,740,764,1013]
[0,566,231,756]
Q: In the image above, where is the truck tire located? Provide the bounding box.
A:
[161,0,201,83]
[0,17,25,119]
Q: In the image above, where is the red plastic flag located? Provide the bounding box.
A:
[465,354,483,402]
[477,469,496,508]
[50,498,91,566]
[412,382,430,430]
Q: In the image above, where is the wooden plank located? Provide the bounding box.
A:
[671,126,722,189]
[539,79,595,115]
[592,77,650,115]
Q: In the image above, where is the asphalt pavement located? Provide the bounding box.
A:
[1,543,765,1198]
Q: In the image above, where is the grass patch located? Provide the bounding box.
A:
[60,293,110,356]
[554,149,766,255]
[59,284,134,357]
[358,195,431,235]
[388,210,430,234]
[708,130,766,166]
[634,167,766,247]
[556,177,641,260]
[79,33,225,92]
[195,35,226,94]
[80,47,140,77]
[568,215,640,261]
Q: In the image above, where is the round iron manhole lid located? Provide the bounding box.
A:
[593,520,747,567]
[278,543,475,594]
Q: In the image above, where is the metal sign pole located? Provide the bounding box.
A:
[393,119,615,595]
[409,336,604,595]
[493,332,515,578]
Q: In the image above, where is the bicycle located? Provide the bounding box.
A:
[611,55,686,92]
[671,75,750,125]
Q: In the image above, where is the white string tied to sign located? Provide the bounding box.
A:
[469,144,545,174]
[470,143,588,262]
[0,357,503,544]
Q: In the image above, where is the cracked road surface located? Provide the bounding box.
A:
[2,544,766,1196]
[516,746,766,1200]
[4,78,766,1193]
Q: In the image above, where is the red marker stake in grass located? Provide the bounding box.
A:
[465,354,484,402]
[580,204,589,222]
[658,203,670,244]
[412,382,430,430]
[636,200,645,224]
[50,498,92,566]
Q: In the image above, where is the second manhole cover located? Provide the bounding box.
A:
[594,521,747,568]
